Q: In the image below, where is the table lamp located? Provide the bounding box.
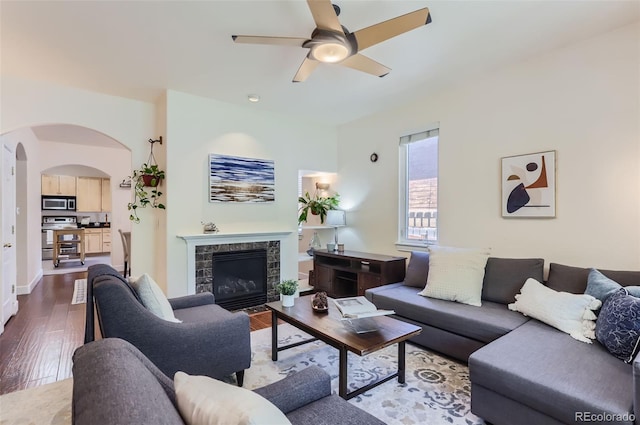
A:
[326,210,346,250]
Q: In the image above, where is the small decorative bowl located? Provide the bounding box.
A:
[312,303,328,313]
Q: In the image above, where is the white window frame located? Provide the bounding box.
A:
[396,125,440,252]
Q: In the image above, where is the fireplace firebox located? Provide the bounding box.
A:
[212,249,267,310]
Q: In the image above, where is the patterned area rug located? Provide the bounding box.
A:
[244,323,484,425]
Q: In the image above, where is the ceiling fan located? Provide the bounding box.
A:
[232,0,431,82]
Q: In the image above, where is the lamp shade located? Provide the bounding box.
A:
[326,210,346,227]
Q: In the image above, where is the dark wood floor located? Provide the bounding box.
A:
[0,271,273,395]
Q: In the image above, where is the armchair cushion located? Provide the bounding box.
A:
[174,371,291,425]
[169,292,215,310]
[130,273,181,323]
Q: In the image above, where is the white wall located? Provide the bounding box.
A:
[38,140,132,272]
[0,76,156,291]
[0,128,43,294]
[337,22,640,272]
[163,91,338,297]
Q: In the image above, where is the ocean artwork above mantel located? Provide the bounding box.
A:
[209,154,275,202]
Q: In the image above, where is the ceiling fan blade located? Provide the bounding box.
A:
[306,0,343,33]
[352,7,431,51]
[232,35,308,47]
[338,54,390,77]
[292,57,319,82]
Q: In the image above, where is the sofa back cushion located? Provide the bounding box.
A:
[482,257,544,304]
[403,251,430,288]
[547,263,640,294]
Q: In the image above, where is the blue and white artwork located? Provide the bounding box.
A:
[209,154,275,202]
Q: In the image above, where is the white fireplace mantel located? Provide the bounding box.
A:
[178,230,293,294]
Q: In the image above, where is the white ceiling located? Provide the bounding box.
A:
[2,0,638,131]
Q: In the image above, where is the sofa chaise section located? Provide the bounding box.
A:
[469,319,637,425]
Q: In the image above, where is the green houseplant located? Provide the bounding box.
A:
[127,163,166,223]
[298,191,340,225]
[276,279,299,307]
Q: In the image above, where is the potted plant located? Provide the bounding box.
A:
[275,279,299,307]
[127,163,166,223]
[298,191,340,225]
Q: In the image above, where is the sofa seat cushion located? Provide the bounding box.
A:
[368,285,528,343]
[286,394,385,425]
[469,320,634,424]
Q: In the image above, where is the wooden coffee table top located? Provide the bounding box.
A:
[265,295,421,356]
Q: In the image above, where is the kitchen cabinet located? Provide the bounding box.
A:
[84,228,103,254]
[102,229,111,253]
[84,228,111,254]
[41,174,76,196]
[77,177,110,212]
[101,179,111,212]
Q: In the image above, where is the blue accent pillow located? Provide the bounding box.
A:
[595,288,640,363]
[585,268,640,307]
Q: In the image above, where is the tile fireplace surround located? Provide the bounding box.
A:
[178,231,293,305]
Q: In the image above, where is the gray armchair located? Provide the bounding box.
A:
[85,264,251,385]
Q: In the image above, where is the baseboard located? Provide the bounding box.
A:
[17,269,43,295]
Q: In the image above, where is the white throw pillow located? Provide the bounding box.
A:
[418,246,490,306]
[508,278,602,343]
[174,371,292,425]
[130,273,181,323]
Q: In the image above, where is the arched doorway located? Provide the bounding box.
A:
[1,124,131,303]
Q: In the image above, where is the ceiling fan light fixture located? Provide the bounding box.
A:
[310,42,350,63]
[247,94,260,103]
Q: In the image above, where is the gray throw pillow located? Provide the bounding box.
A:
[585,268,640,306]
[403,251,429,288]
[482,257,544,304]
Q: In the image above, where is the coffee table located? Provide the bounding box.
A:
[265,295,421,400]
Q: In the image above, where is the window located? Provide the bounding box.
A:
[398,126,439,248]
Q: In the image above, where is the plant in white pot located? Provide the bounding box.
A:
[276,280,299,307]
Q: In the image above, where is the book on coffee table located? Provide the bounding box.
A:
[332,296,395,319]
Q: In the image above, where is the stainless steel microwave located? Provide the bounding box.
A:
[42,196,76,211]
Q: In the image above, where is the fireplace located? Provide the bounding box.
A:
[211,249,267,310]
[192,238,282,310]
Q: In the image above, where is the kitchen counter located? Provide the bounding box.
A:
[78,222,110,228]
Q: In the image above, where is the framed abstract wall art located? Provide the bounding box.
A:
[209,154,275,202]
[501,150,556,218]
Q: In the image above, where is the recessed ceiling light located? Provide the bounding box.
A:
[247,94,260,103]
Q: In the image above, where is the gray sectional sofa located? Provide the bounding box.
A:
[365,252,640,425]
[72,338,385,425]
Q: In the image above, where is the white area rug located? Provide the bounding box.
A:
[0,378,72,425]
[244,323,484,425]
[71,279,86,304]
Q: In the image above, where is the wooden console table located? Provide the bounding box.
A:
[312,250,406,298]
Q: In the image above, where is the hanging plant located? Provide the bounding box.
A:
[128,138,166,223]
[298,191,340,225]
